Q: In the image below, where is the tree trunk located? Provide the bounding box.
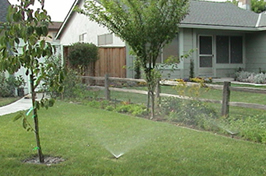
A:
[150,90,155,119]
[30,74,44,163]
[147,90,150,112]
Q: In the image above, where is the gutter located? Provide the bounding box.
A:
[179,23,262,32]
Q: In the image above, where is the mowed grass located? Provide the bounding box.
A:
[0,97,20,107]
[1,101,266,176]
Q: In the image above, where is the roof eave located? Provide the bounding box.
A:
[179,23,260,31]
[55,0,81,40]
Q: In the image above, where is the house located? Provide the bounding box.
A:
[0,0,10,24]
[55,0,126,78]
[45,22,63,42]
[56,0,266,79]
[179,0,266,78]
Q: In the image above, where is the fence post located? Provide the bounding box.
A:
[221,81,231,117]
[104,74,110,100]
[155,78,161,108]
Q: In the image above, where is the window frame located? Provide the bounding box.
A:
[216,35,243,64]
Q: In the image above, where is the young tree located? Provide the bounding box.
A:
[77,0,189,118]
[0,0,64,163]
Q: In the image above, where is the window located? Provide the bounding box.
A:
[200,36,212,55]
[216,36,243,64]
[199,36,213,68]
[79,33,87,42]
[156,36,179,63]
[98,33,113,45]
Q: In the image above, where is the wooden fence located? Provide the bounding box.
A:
[82,75,266,117]
[63,46,126,78]
[95,47,126,78]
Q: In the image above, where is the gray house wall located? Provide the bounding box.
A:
[180,28,246,78]
[246,31,266,73]
[182,28,194,79]
[126,28,259,80]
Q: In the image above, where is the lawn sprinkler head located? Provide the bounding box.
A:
[111,152,124,159]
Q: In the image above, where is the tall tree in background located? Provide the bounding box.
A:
[251,0,266,13]
[77,0,188,118]
[228,0,266,13]
[0,0,64,163]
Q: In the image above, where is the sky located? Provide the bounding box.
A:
[7,0,230,22]
[8,0,76,22]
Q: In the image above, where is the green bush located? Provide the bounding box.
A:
[0,74,24,97]
[58,69,100,100]
[222,115,266,143]
[105,105,115,111]
[87,100,102,108]
[68,42,98,68]
[116,104,132,113]
[159,97,182,116]
[160,97,218,129]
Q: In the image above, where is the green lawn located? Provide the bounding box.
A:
[0,97,20,107]
[1,101,265,175]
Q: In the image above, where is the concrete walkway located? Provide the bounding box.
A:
[0,97,32,116]
[0,94,46,116]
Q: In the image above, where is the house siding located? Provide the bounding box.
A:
[246,31,266,73]
[59,1,124,47]
[183,28,194,78]
[181,28,246,78]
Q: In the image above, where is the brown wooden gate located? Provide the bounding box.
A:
[95,47,126,78]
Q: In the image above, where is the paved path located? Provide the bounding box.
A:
[0,97,32,116]
[0,94,46,116]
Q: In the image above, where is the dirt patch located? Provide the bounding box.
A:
[23,156,65,165]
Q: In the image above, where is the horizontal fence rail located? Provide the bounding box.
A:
[82,75,266,116]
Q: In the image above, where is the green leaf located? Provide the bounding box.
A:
[36,27,43,36]
[22,118,27,129]
[13,113,23,122]
[42,26,48,36]
[27,26,34,35]
[58,86,64,93]
[15,38,20,44]
[40,40,45,49]
[48,99,55,107]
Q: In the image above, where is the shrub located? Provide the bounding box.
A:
[221,115,266,143]
[105,105,115,111]
[131,104,148,116]
[0,74,25,97]
[68,42,98,71]
[253,73,266,84]
[160,97,218,129]
[159,97,182,115]
[235,71,254,82]
[116,104,132,113]
[87,100,102,109]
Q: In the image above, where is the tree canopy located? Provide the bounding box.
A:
[77,0,189,118]
[251,0,266,13]
[0,0,64,163]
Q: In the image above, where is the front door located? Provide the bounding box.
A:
[198,35,214,77]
